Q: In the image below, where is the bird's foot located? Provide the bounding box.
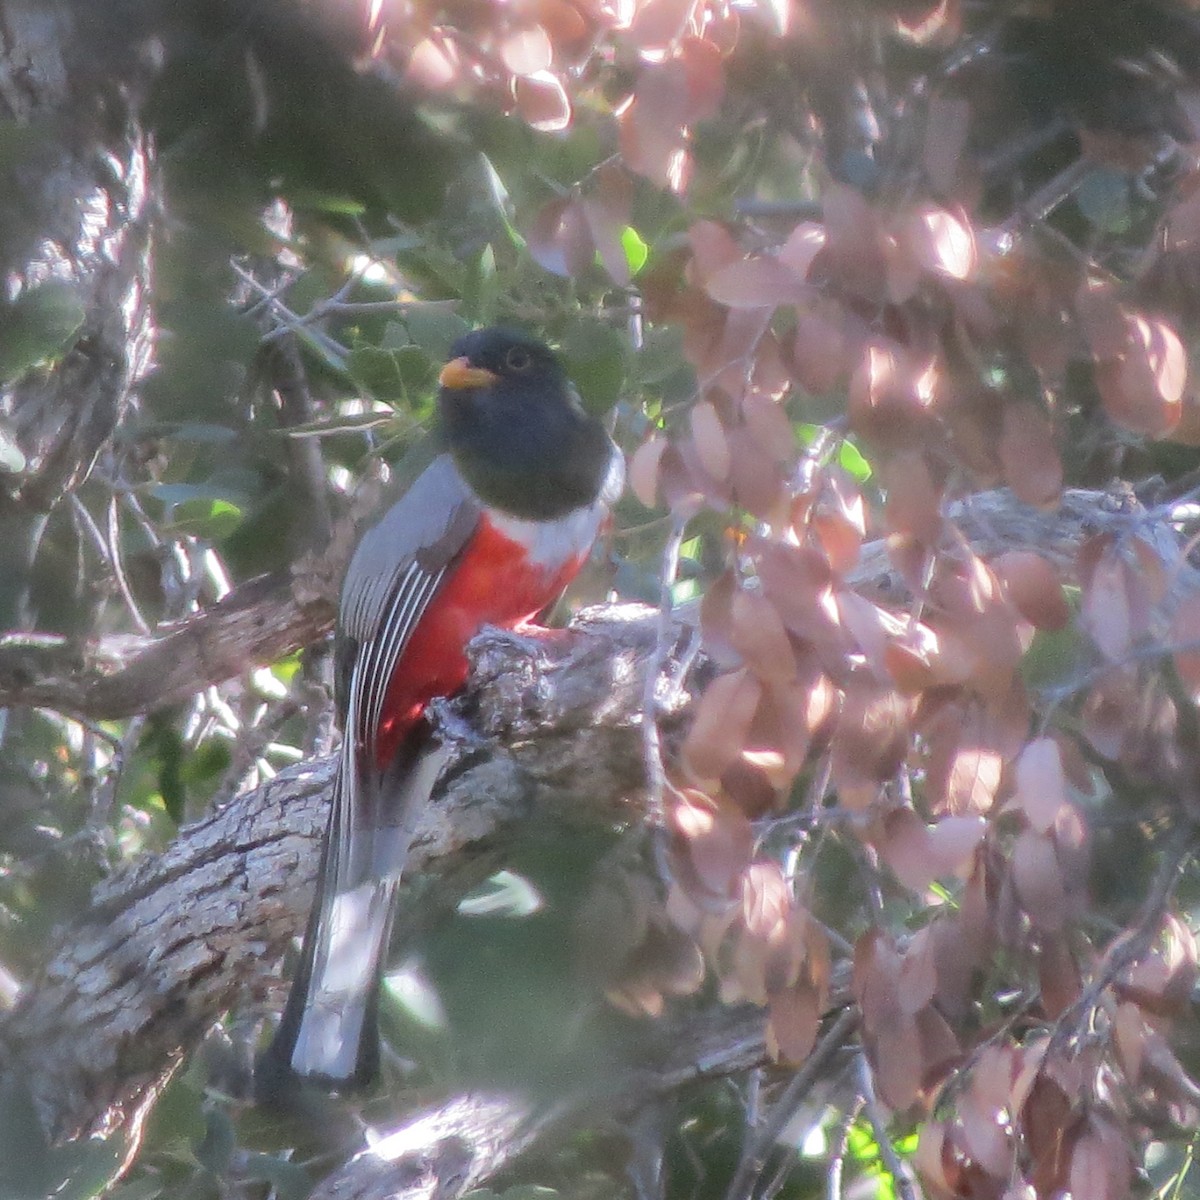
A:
[426,696,489,754]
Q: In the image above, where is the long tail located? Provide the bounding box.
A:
[258,731,448,1092]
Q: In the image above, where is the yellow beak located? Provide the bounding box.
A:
[439,357,498,390]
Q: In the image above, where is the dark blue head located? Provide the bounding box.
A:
[437,328,615,520]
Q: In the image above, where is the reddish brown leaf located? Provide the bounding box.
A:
[501,25,554,75]
[1068,1117,1132,1200]
[1039,930,1082,1018]
[669,788,755,901]
[923,92,970,194]
[838,589,909,679]
[582,197,629,286]
[1013,736,1068,834]
[407,35,460,88]
[1077,278,1128,360]
[821,180,888,301]
[688,219,741,283]
[1117,915,1199,1015]
[689,399,731,481]
[777,222,826,280]
[1113,1001,1149,1081]
[883,624,942,695]
[882,450,943,544]
[1012,828,1067,932]
[699,567,740,667]
[528,196,593,275]
[767,981,821,1062]
[930,735,1004,816]
[792,300,856,394]
[908,203,976,280]
[848,339,937,444]
[740,860,790,941]
[742,678,814,792]
[1170,590,1200,702]
[705,256,810,308]
[879,806,938,892]
[729,587,797,683]
[914,1120,959,1200]
[628,435,666,509]
[740,391,795,462]
[897,926,938,1014]
[629,0,696,53]
[816,470,867,566]
[677,36,725,122]
[1080,542,1135,662]
[959,1045,1018,1177]
[534,0,593,59]
[754,541,839,649]
[915,1005,960,1088]
[853,928,903,1030]
[514,70,573,132]
[830,679,910,809]
[998,402,1062,508]
[682,668,762,780]
[1079,668,1137,759]
[873,1013,923,1109]
[620,64,691,190]
[993,550,1070,631]
[927,814,987,876]
[1095,313,1186,437]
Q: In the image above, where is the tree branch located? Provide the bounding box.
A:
[0,605,675,1145]
[4,484,1193,720]
[0,561,339,719]
[313,1002,782,1200]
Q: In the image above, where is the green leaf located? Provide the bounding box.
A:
[180,739,233,788]
[271,650,303,686]
[458,870,543,917]
[349,344,435,403]
[1020,624,1084,690]
[288,189,367,215]
[165,497,244,539]
[193,1107,236,1174]
[165,422,240,444]
[1076,167,1131,233]
[404,305,471,362]
[241,1152,313,1200]
[621,225,649,275]
[0,1077,125,1200]
[0,280,86,381]
[559,320,626,411]
[837,439,873,481]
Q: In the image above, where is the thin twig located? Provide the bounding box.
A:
[641,513,690,827]
[824,1097,863,1200]
[723,1006,861,1200]
[106,493,150,635]
[856,1054,918,1200]
[1045,831,1197,1065]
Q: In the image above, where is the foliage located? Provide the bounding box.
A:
[6,0,1200,1197]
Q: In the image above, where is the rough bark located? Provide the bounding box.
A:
[3,484,1196,1186]
[0,605,678,1146]
[312,1003,778,1200]
[0,485,1186,720]
[0,1,154,635]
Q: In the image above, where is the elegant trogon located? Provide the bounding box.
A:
[261,327,624,1089]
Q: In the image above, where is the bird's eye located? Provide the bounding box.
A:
[505,346,532,371]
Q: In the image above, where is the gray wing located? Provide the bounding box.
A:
[338,452,481,775]
[264,453,478,1086]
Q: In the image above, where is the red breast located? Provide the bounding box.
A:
[373,512,591,766]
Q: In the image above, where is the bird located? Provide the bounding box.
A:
[259,326,625,1091]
